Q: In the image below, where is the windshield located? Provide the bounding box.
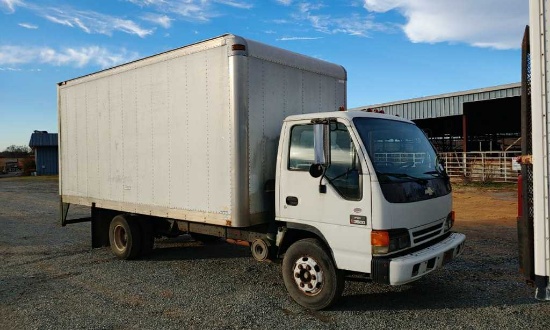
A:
[353,117,442,183]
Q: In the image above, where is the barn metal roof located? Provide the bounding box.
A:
[29,131,58,147]
[348,82,521,120]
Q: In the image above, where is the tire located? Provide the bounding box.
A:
[251,238,271,262]
[109,215,142,260]
[282,238,345,310]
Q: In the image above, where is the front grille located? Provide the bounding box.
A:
[412,221,444,245]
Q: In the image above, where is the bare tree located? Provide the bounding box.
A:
[0,145,33,158]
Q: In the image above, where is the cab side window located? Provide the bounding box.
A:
[288,124,314,171]
[288,122,362,201]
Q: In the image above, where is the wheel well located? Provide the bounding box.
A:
[92,209,171,248]
[278,227,334,262]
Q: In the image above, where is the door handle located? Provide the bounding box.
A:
[286,196,299,206]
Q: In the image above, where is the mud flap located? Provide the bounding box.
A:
[91,205,111,248]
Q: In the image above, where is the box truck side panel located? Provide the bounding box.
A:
[182,48,232,214]
[123,69,141,205]
[96,77,112,201]
[60,43,233,225]
[84,78,100,200]
[246,54,346,220]
[185,51,211,212]
[59,34,345,227]
[168,55,192,212]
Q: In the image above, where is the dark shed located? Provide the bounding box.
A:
[29,131,58,175]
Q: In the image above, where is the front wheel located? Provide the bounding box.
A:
[282,238,344,310]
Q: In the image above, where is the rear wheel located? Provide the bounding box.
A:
[109,215,142,260]
[282,238,344,310]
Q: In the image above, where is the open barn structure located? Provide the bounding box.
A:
[349,83,522,182]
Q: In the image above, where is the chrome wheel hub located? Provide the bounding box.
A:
[292,256,323,295]
[113,225,128,252]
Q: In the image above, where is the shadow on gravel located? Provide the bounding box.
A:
[333,280,536,311]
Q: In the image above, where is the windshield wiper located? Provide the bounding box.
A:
[377,172,428,185]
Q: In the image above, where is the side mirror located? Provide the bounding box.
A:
[309,164,324,178]
[310,123,330,178]
[313,124,327,165]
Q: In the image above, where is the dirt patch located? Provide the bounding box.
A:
[453,183,517,226]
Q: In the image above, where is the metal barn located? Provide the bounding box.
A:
[350,83,521,152]
[349,83,522,182]
[29,131,59,175]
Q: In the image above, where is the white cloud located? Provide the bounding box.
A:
[111,18,153,37]
[0,0,23,13]
[127,0,166,6]
[276,0,292,5]
[277,36,323,41]
[363,0,528,49]
[214,0,253,9]
[73,17,90,33]
[132,0,213,22]
[44,14,73,27]
[3,2,153,38]
[142,13,173,28]
[272,19,290,24]
[297,2,324,13]
[125,0,252,22]
[0,45,139,69]
[0,67,22,71]
[40,8,154,38]
[291,2,383,37]
[18,22,37,29]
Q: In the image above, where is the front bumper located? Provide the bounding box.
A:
[371,232,466,285]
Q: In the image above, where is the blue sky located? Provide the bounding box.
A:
[0,0,528,150]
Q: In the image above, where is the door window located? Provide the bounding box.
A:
[288,123,362,200]
[288,124,314,171]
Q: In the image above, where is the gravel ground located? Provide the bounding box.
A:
[1,177,549,329]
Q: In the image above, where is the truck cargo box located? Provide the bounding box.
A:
[58,34,346,227]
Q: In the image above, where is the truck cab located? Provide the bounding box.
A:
[276,110,465,309]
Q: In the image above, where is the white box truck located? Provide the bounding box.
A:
[59,34,466,310]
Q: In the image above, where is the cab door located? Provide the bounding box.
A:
[276,119,372,273]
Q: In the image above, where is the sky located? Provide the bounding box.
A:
[0,0,528,150]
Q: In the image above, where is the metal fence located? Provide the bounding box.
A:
[440,151,521,183]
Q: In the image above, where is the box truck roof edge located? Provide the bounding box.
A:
[57,34,346,88]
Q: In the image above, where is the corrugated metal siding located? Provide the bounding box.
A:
[351,83,521,120]
[36,147,58,175]
[29,133,58,147]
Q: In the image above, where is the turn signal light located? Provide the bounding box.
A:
[232,44,246,51]
[372,230,390,254]
[372,230,389,246]
[372,229,411,255]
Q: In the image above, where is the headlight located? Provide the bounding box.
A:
[371,229,411,255]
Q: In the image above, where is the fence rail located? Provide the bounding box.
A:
[440,151,521,183]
